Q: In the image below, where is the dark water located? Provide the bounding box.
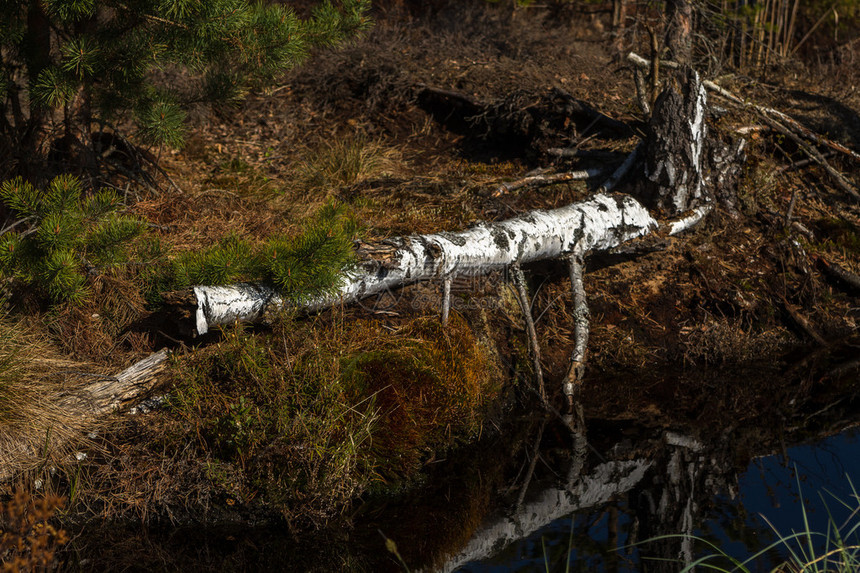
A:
[64,352,860,572]
[450,426,860,572]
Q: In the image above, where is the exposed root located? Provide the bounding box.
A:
[511,264,547,405]
[562,255,589,415]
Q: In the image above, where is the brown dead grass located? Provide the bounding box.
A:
[0,316,113,484]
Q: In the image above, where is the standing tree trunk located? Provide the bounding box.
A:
[19,1,52,162]
[664,0,694,65]
[639,67,709,215]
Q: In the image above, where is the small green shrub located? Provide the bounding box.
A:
[144,202,359,304]
[0,174,359,311]
[0,175,146,305]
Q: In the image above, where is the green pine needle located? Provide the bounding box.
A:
[0,175,146,307]
[45,174,83,214]
[2,0,372,156]
[32,67,77,109]
[147,203,358,306]
[0,178,45,219]
[137,99,186,148]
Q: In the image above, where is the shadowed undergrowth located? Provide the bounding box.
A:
[73,312,504,528]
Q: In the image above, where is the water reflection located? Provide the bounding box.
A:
[62,349,860,572]
[445,394,860,572]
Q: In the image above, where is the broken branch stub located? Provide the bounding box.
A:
[640,67,709,215]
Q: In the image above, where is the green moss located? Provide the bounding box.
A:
[164,313,500,520]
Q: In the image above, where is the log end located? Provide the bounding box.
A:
[161,288,202,337]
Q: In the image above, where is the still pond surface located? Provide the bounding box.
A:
[449,423,860,572]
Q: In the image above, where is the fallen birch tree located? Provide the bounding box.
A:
[164,67,733,410]
[170,194,712,334]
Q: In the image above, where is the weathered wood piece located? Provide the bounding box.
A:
[55,349,171,416]
[1,349,170,482]
[599,142,642,193]
[632,66,651,117]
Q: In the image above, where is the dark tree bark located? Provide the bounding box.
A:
[640,67,708,215]
[20,0,53,158]
[664,0,694,65]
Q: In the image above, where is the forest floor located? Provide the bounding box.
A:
[2,1,860,570]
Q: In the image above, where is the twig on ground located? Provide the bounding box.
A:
[493,167,608,197]
[759,114,860,201]
[785,189,798,223]
[813,254,860,294]
[598,142,642,193]
[779,297,828,346]
[777,151,837,173]
[545,148,626,161]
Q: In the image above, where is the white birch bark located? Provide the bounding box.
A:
[433,459,652,573]
[190,192,662,335]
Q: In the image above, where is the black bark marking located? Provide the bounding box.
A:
[491,227,510,251]
[438,231,468,246]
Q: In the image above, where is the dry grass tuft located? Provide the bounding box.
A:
[680,318,793,366]
[0,315,124,484]
[296,136,398,193]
